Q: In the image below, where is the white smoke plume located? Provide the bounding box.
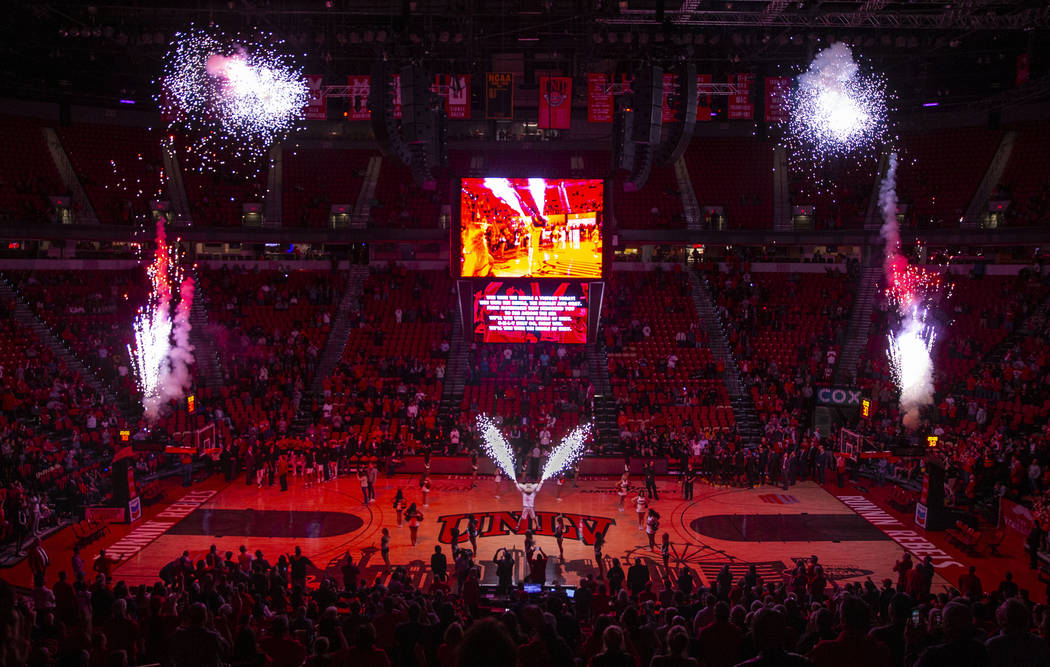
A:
[879,151,936,430]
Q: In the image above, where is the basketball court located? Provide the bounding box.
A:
[105,473,952,591]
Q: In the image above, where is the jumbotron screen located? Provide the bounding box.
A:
[460,177,603,279]
[473,281,589,344]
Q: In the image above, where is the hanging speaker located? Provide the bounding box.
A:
[657,63,697,164]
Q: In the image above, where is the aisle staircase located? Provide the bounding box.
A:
[188,285,224,389]
[586,344,619,450]
[833,264,883,385]
[290,265,369,432]
[161,140,193,225]
[352,157,383,228]
[437,291,468,427]
[41,128,99,225]
[0,277,135,422]
[673,157,702,230]
[685,267,762,446]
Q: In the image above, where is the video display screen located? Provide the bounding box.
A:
[472,281,589,344]
[460,177,603,279]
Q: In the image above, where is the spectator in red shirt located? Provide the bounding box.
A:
[258,615,307,667]
[809,596,891,667]
[698,601,743,667]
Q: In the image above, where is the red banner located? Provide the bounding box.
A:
[587,73,614,123]
[436,74,471,119]
[392,74,402,119]
[696,74,712,122]
[728,73,755,120]
[662,73,679,123]
[303,75,326,120]
[538,76,573,129]
[765,76,791,124]
[347,75,371,121]
[1017,54,1031,87]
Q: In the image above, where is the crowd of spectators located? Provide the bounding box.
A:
[0,299,121,554]
[9,530,1050,667]
[600,269,734,459]
[200,266,343,435]
[700,254,856,444]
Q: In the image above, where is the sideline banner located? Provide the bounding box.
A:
[1000,497,1035,535]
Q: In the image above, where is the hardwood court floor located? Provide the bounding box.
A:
[101,472,954,592]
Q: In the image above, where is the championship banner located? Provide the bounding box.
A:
[538,76,573,129]
[486,72,514,120]
[728,73,755,120]
[696,74,712,121]
[765,76,791,124]
[347,75,371,120]
[304,75,326,120]
[392,73,402,119]
[437,74,471,119]
[661,72,679,123]
[587,73,614,123]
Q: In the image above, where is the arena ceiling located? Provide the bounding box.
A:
[3,1,1048,108]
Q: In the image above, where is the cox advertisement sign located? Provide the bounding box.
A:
[817,387,862,408]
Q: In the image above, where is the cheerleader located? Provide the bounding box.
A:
[405,503,423,546]
[470,451,479,489]
[494,470,504,499]
[646,509,661,549]
[554,512,566,560]
[421,477,432,507]
[393,489,407,527]
[617,472,630,512]
[635,490,648,529]
[660,532,671,570]
[556,475,565,502]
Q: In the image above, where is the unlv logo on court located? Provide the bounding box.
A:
[437,511,615,546]
[544,79,569,108]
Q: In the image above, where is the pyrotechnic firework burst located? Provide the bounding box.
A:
[785,43,892,190]
[128,221,195,421]
[540,424,592,483]
[157,26,307,173]
[887,306,938,430]
[476,415,519,481]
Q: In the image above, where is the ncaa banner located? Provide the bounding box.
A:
[728,73,755,120]
[539,76,573,129]
[587,73,614,123]
[437,74,471,119]
[304,75,326,120]
[347,75,371,120]
[765,76,791,124]
[486,72,514,120]
[696,74,712,121]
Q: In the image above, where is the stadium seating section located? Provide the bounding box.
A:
[685,137,774,229]
[603,270,734,434]
[57,123,164,225]
[0,115,64,224]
